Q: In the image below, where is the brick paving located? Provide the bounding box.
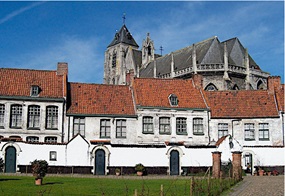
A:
[228,175,284,196]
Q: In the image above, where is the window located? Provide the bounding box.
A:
[176,117,187,135]
[116,119,126,138]
[10,104,22,128]
[244,123,255,141]
[259,123,269,141]
[46,106,58,129]
[218,123,228,138]
[112,51,117,67]
[100,119,111,138]
[169,94,178,106]
[159,117,171,134]
[45,136,57,143]
[28,105,40,129]
[205,84,218,91]
[0,104,5,128]
[26,136,39,142]
[143,117,153,134]
[193,118,204,135]
[73,117,85,136]
[50,151,57,161]
[31,85,40,96]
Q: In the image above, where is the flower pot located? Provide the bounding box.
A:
[267,172,271,176]
[35,178,42,185]
[137,171,143,176]
[116,172,120,176]
[258,170,264,176]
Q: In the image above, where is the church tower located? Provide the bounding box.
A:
[141,33,155,68]
[103,23,139,85]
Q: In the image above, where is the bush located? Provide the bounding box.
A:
[135,163,145,172]
[31,159,48,179]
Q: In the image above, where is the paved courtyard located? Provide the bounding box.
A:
[227,175,284,196]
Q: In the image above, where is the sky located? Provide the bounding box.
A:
[0,1,284,84]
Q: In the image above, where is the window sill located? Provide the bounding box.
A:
[259,138,269,141]
[159,132,171,135]
[176,132,188,135]
[143,132,154,134]
[193,133,204,136]
[28,128,40,130]
[245,139,255,141]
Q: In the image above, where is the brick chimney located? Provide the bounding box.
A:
[192,74,203,89]
[57,62,68,76]
[126,69,135,85]
[267,76,281,93]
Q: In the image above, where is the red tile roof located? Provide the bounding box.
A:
[132,78,208,109]
[204,90,279,118]
[67,83,135,116]
[275,84,284,112]
[0,68,66,98]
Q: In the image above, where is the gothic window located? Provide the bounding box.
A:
[147,45,152,55]
[45,136,57,143]
[205,83,218,91]
[0,104,5,128]
[28,105,40,129]
[193,118,204,135]
[73,117,85,136]
[31,85,40,96]
[116,119,126,138]
[26,136,39,143]
[10,104,22,128]
[100,119,111,138]
[143,116,153,134]
[46,106,58,129]
[169,94,178,106]
[159,117,171,134]
[176,117,187,135]
[259,123,269,141]
[112,51,117,67]
[244,123,255,141]
[257,80,265,90]
[218,123,228,138]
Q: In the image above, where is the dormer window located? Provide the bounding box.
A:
[31,85,40,96]
[169,94,178,106]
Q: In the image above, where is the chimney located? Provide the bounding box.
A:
[192,74,203,89]
[267,76,281,93]
[57,62,68,76]
[126,69,135,85]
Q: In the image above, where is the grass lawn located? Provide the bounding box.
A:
[0,174,238,196]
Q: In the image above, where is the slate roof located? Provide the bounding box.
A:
[107,25,139,48]
[132,78,208,109]
[204,90,279,118]
[140,36,260,78]
[67,83,135,116]
[0,68,67,99]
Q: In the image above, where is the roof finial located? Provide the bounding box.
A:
[159,46,164,56]
[122,13,126,25]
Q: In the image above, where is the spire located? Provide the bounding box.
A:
[122,13,126,25]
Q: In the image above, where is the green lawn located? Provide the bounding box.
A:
[0,174,238,196]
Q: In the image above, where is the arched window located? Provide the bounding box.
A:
[257,80,266,90]
[205,83,218,91]
[112,51,117,67]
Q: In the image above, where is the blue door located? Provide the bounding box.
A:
[170,150,179,175]
[95,149,105,175]
[5,146,16,173]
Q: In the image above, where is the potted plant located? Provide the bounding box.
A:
[115,168,121,176]
[135,163,145,176]
[258,167,264,176]
[31,159,48,185]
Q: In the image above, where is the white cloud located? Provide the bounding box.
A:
[0,2,45,25]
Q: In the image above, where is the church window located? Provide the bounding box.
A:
[44,136,57,143]
[100,119,111,138]
[159,117,171,134]
[169,94,178,106]
[193,118,204,135]
[112,51,117,67]
[244,123,255,141]
[46,106,58,129]
[257,80,265,90]
[143,116,153,134]
[26,136,39,142]
[176,117,187,135]
[259,123,269,141]
[218,123,228,138]
[10,104,22,128]
[0,104,5,128]
[28,105,40,129]
[73,117,85,137]
[116,119,126,138]
[31,85,40,96]
[205,84,218,91]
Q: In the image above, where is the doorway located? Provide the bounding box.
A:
[170,150,179,175]
[95,149,105,175]
[5,146,16,173]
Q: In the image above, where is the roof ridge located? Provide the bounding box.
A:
[0,67,55,72]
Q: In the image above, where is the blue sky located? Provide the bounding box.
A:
[0,1,284,83]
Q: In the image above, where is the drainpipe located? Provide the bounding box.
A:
[231,119,241,138]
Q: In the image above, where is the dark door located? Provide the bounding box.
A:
[170,150,179,175]
[95,149,105,175]
[5,146,16,173]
